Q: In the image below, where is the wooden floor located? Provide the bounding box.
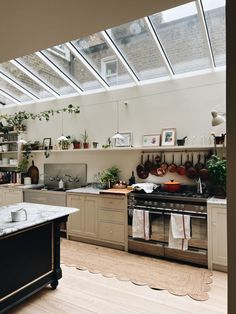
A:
[9,263,227,314]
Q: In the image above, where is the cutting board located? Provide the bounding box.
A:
[100,188,131,195]
[27,160,39,184]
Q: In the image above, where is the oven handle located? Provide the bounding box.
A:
[163,212,206,219]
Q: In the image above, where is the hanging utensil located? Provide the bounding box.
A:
[160,153,168,173]
[168,154,177,173]
[144,154,152,173]
[150,154,157,176]
[184,153,192,169]
[136,155,148,179]
[199,153,209,180]
[195,153,204,173]
[177,153,186,176]
[186,154,197,179]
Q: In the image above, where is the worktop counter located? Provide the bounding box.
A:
[207,197,227,206]
[0,202,77,237]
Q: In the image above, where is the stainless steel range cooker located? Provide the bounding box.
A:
[128,187,210,266]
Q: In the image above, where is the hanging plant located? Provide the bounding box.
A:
[0,104,80,133]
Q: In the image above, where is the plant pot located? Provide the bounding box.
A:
[83,142,89,149]
[214,185,226,198]
[73,142,81,149]
[92,142,98,148]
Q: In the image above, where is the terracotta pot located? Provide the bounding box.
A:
[163,180,181,193]
[83,142,89,149]
[73,142,81,149]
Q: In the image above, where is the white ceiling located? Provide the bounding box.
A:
[0,0,191,63]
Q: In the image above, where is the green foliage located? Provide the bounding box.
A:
[207,155,227,187]
[99,166,120,186]
[17,142,32,172]
[0,104,80,132]
[81,129,89,143]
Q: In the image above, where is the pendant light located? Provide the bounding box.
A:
[57,111,67,141]
[112,101,124,140]
[211,110,226,126]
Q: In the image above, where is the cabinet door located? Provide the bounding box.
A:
[212,207,227,266]
[4,190,23,205]
[0,189,5,206]
[83,196,98,238]
[67,194,84,235]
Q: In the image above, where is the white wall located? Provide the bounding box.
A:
[2,70,226,184]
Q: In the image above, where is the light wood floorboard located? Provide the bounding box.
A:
[8,263,227,314]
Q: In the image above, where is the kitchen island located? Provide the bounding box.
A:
[0,202,77,313]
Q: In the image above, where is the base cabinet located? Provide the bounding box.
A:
[67,194,98,239]
[207,201,227,271]
[67,193,128,250]
[0,188,23,206]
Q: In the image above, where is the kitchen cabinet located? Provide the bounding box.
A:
[67,193,128,251]
[0,188,23,206]
[207,199,227,271]
[67,194,98,239]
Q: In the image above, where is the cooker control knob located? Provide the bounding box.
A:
[148,201,152,206]
[176,204,180,209]
[194,205,199,211]
[180,204,185,209]
[154,202,158,206]
[144,201,148,205]
[162,202,166,207]
[199,206,204,211]
[170,203,174,208]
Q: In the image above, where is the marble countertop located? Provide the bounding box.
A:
[0,184,44,189]
[207,197,227,206]
[67,186,103,194]
[0,202,78,237]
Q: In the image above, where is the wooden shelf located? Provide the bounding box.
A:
[28,145,214,154]
[0,151,18,154]
[0,164,18,168]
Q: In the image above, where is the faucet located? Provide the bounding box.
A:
[196,177,203,194]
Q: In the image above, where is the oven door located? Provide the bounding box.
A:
[163,211,208,266]
[128,208,165,257]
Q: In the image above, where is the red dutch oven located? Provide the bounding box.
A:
[163,180,181,193]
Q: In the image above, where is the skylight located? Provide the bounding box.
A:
[0,0,226,107]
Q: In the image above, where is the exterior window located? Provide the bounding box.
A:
[101,56,118,79]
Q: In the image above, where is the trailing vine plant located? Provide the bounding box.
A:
[0,104,80,133]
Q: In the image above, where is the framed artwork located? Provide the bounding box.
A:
[43,137,52,149]
[114,132,133,147]
[142,134,160,147]
[161,128,176,146]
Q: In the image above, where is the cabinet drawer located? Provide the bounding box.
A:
[98,222,124,243]
[100,197,125,210]
[98,209,124,224]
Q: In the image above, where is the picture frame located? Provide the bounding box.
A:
[114,132,133,147]
[43,137,52,149]
[142,134,160,147]
[161,128,176,146]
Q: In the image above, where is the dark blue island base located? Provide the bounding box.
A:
[0,216,67,313]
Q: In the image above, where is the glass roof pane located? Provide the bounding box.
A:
[0,94,13,106]
[107,18,170,80]
[150,2,211,74]
[0,78,31,102]
[71,33,133,86]
[43,45,102,91]
[201,0,225,67]
[17,54,76,95]
[0,62,52,99]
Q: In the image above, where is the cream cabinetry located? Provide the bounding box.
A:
[0,188,23,206]
[67,194,98,239]
[207,199,227,271]
[67,193,128,251]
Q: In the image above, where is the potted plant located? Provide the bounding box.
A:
[81,129,89,149]
[17,142,33,183]
[72,139,81,149]
[207,155,227,197]
[57,136,71,150]
[99,166,120,188]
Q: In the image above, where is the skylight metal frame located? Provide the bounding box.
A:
[101,31,139,84]
[10,60,60,98]
[36,51,83,94]
[0,89,21,105]
[65,42,109,90]
[144,17,174,78]
[0,72,38,101]
[196,0,215,68]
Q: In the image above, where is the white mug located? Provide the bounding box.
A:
[11,208,28,222]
